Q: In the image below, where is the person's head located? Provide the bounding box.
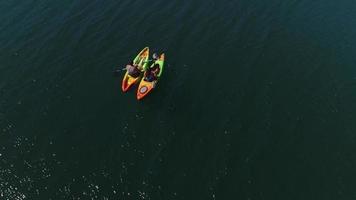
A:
[152,53,158,60]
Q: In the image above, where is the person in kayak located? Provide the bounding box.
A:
[144,63,160,82]
[126,61,141,77]
[143,52,160,81]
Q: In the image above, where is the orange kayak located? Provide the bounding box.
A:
[137,53,165,100]
[121,47,149,92]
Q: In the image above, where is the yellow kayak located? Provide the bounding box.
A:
[121,47,149,92]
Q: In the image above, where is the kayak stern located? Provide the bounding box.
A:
[136,80,154,100]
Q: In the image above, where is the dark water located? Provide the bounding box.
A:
[1,0,356,199]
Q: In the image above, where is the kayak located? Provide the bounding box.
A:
[121,47,149,92]
[136,53,165,100]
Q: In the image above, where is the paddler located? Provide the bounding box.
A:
[125,61,142,77]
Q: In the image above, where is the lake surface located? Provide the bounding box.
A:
[1,0,356,199]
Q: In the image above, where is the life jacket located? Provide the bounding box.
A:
[145,64,159,81]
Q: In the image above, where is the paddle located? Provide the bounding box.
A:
[114,65,144,75]
[143,59,157,64]
[113,67,126,76]
[114,57,147,76]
